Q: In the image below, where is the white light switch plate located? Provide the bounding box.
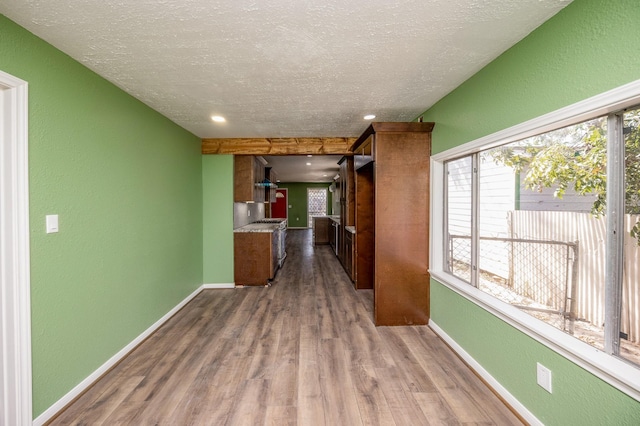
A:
[537,362,552,393]
[46,214,59,233]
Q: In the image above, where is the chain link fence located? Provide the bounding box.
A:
[448,235,579,334]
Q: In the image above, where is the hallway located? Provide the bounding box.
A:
[51,229,522,425]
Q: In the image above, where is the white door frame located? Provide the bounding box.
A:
[1,69,33,424]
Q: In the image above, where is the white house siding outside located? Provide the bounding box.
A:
[478,155,517,279]
[518,172,597,212]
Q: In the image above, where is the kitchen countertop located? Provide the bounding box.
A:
[313,216,355,233]
[313,215,340,223]
[234,219,286,233]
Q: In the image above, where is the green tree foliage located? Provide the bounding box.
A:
[490,110,640,243]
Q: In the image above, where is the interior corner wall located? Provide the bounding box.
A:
[277,182,332,228]
[421,0,640,424]
[0,15,203,418]
[202,155,234,284]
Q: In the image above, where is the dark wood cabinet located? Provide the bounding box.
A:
[352,122,434,326]
[313,217,330,245]
[234,155,266,203]
[329,219,338,254]
[354,135,373,170]
[331,176,341,216]
[337,156,355,273]
[234,232,276,286]
[354,162,374,290]
[344,230,354,281]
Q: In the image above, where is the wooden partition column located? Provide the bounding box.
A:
[352,122,434,326]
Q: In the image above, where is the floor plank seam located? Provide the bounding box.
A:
[48,230,523,426]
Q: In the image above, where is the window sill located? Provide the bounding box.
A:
[430,269,640,402]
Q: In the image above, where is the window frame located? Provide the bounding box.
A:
[430,79,640,402]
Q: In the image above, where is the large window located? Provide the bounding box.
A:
[431,83,640,400]
[621,108,640,362]
[446,157,474,283]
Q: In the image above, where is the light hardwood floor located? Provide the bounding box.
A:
[50,229,523,425]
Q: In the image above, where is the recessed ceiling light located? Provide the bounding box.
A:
[306,162,311,166]
[211,115,226,123]
[364,114,376,120]
[307,154,313,157]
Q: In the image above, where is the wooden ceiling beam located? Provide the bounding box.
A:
[201,137,357,155]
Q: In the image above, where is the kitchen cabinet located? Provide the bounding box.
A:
[234,155,266,203]
[354,163,374,290]
[344,229,354,282]
[331,175,341,216]
[337,156,354,272]
[234,231,277,286]
[313,217,330,245]
[352,122,434,326]
[354,135,373,170]
[329,219,338,254]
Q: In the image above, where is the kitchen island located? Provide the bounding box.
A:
[234,219,286,286]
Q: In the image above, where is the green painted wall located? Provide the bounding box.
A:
[421,0,640,423]
[0,15,203,417]
[278,182,332,228]
[203,155,234,284]
[426,0,640,156]
[431,283,640,424]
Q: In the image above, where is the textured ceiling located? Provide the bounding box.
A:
[1,0,572,140]
[263,155,343,183]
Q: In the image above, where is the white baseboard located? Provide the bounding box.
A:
[203,283,235,289]
[33,285,205,426]
[429,320,542,426]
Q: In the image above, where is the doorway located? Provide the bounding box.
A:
[307,187,328,228]
[0,70,32,425]
[271,188,288,224]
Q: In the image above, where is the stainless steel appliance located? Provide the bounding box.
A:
[254,219,287,267]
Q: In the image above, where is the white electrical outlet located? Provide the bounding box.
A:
[537,362,553,393]
[247,210,251,217]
